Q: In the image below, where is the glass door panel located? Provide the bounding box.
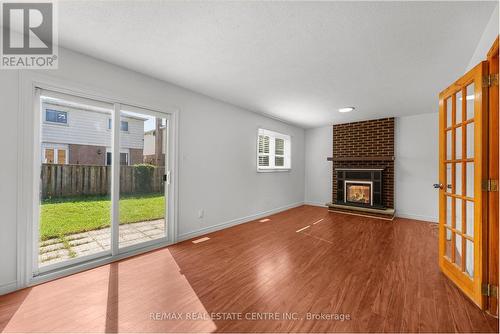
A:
[456,127,462,159]
[466,201,474,237]
[118,110,167,249]
[454,234,462,267]
[466,83,475,120]
[466,122,475,158]
[455,198,462,231]
[466,239,474,277]
[466,162,474,198]
[445,228,452,259]
[456,91,463,123]
[446,97,452,127]
[38,91,113,271]
[455,163,462,195]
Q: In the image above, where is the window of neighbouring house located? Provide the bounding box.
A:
[108,119,129,131]
[106,151,129,166]
[42,143,68,164]
[120,152,129,165]
[45,109,68,124]
[257,129,291,171]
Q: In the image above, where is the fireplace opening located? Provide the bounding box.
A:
[335,169,383,208]
[345,181,372,205]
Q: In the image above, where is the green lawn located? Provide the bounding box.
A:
[40,194,165,241]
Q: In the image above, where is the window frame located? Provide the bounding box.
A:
[106,148,130,166]
[120,152,129,166]
[44,109,68,125]
[41,143,69,164]
[108,119,129,132]
[121,120,129,132]
[256,128,291,172]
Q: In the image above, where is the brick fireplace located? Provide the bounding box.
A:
[327,117,395,216]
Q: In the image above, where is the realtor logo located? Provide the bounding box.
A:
[1,1,58,69]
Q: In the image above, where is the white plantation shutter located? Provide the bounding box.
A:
[275,138,285,167]
[257,129,291,170]
[258,135,270,167]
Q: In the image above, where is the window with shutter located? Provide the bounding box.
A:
[257,129,291,171]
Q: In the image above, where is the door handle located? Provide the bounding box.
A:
[433,183,444,189]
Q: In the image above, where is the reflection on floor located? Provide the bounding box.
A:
[2,205,498,333]
[39,219,165,266]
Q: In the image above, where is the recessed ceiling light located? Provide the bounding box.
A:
[338,107,355,113]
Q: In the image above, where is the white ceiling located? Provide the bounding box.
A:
[58,1,496,128]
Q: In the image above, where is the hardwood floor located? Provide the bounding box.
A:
[0,205,498,332]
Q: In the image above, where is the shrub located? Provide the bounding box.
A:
[133,163,155,193]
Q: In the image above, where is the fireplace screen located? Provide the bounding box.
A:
[345,182,372,205]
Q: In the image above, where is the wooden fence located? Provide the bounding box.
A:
[41,164,165,199]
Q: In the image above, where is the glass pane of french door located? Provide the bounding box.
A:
[118,110,167,249]
[38,91,113,270]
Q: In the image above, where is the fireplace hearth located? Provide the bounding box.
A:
[336,168,383,208]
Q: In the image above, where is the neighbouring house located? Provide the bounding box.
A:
[143,123,166,166]
[41,101,146,166]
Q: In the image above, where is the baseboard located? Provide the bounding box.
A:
[303,201,328,207]
[396,212,438,223]
[177,202,304,241]
[0,280,18,296]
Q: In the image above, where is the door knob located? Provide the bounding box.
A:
[433,183,444,189]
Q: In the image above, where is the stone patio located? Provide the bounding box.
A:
[39,219,165,267]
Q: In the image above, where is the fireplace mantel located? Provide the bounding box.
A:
[327,156,394,162]
[335,168,384,171]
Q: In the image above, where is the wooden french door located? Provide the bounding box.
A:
[438,61,488,308]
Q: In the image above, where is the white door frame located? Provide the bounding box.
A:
[17,72,179,288]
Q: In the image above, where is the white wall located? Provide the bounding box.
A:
[0,71,20,293]
[0,48,305,293]
[395,113,439,222]
[466,4,499,71]
[304,126,332,206]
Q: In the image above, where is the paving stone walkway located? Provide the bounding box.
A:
[39,219,165,267]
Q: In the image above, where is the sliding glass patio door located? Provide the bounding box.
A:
[118,109,169,251]
[35,88,171,274]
